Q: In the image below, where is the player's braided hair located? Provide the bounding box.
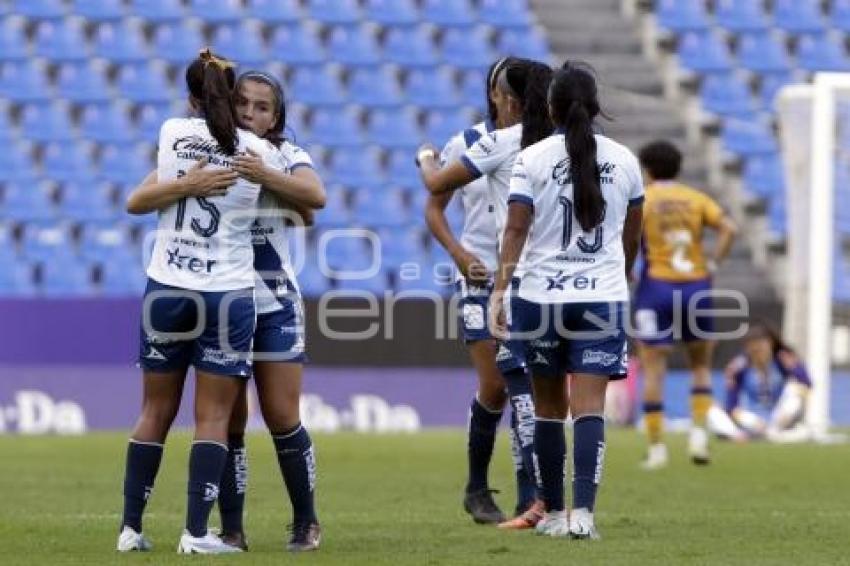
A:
[549,60,605,232]
[236,70,287,148]
[504,59,554,149]
[186,48,238,155]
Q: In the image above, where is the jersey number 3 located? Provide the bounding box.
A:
[558,196,604,253]
[173,170,221,237]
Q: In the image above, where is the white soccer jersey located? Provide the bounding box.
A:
[146,117,276,291]
[440,121,499,274]
[253,141,314,315]
[460,123,523,241]
[508,132,645,304]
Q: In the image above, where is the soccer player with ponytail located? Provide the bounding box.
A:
[118,49,276,554]
[418,58,553,529]
[490,61,644,539]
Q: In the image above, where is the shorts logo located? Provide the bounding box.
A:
[496,344,513,362]
[582,349,619,367]
[530,339,558,349]
[462,304,485,331]
[144,346,166,361]
[201,348,240,366]
[531,352,549,367]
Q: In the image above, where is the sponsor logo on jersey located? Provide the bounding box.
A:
[166,247,217,274]
[172,135,234,166]
[251,220,274,245]
[582,349,620,367]
[462,304,486,330]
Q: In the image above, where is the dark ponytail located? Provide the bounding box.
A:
[549,61,605,232]
[186,48,238,155]
[511,61,554,149]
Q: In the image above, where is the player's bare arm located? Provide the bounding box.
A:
[125,158,237,215]
[416,143,477,195]
[489,201,532,339]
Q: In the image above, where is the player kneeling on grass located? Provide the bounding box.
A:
[489,61,644,540]
[708,321,812,443]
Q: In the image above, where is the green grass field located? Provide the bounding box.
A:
[1,429,849,565]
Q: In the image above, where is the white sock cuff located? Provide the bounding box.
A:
[474,394,504,414]
[129,439,164,448]
[273,424,303,440]
[573,414,605,424]
[535,417,567,424]
[192,440,228,451]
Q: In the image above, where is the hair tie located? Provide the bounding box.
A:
[199,47,235,71]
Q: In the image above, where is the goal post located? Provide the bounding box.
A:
[777,73,850,437]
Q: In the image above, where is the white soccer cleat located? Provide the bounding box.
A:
[534,510,570,537]
[569,508,600,540]
[177,530,244,554]
[640,443,669,470]
[688,427,710,465]
[116,526,152,552]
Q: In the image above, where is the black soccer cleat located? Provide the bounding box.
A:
[220,530,248,551]
[286,522,321,553]
[463,488,506,524]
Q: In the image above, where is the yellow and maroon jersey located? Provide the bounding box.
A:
[641,181,724,281]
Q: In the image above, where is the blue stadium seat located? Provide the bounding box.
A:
[677,31,733,74]
[328,148,384,189]
[479,0,533,30]
[136,102,175,142]
[0,145,38,184]
[766,198,786,234]
[700,73,758,118]
[290,66,345,108]
[655,0,710,33]
[12,0,65,20]
[316,185,352,226]
[364,0,418,26]
[99,142,153,185]
[212,22,269,68]
[379,227,425,269]
[246,0,302,25]
[43,142,97,184]
[99,254,146,296]
[714,0,769,33]
[353,186,409,228]
[79,223,133,263]
[442,27,495,70]
[0,261,37,297]
[187,0,244,24]
[79,102,136,143]
[386,149,421,188]
[93,20,149,64]
[117,62,173,104]
[322,228,375,270]
[759,71,795,108]
[0,16,30,61]
[832,0,850,33]
[328,25,381,67]
[459,68,487,107]
[496,27,549,61]
[394,255,452,296]
[21,222,72,262]
[0,61,51,103]
[33,19,89,62]
[71,0,125,21]
[796,33,850,72]
[405,67,459,110]
[421,0,476,28]
[743,153,784,197]
[20,103,74,143]
[0,106,15,142]
[41,258,95,297]
[294,260,331,297]
[424,108,474,148]
[270,24,326,66]
[721,118,778,157]
[367,107,422,150]
[773,0,826,34]
[2,183,56,222]
[127,0,185,22]
[736,31,792,73]
[55,61,111,104]
[348,66,404,109]
[151,21,204,65]
[306,0,361,25]
[383,26,439,68]
[310,108,364,147]
[59,181,117,223]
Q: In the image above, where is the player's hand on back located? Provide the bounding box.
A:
[183,157,237,198]
[232,148,269,185]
